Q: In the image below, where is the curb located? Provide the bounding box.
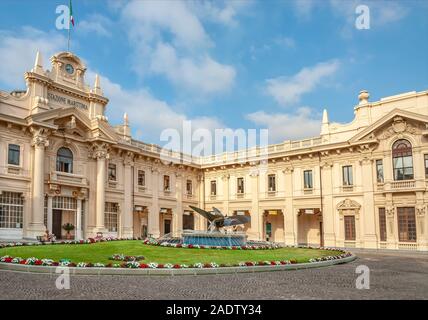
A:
[0,254,356,276]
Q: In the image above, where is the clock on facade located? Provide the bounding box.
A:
[65,63,74,74]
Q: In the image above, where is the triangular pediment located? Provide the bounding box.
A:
[349,108,428,143]
[27,107,119,143]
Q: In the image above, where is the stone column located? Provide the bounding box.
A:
[93,144,109,233]
[360,156,378,248]
[222,173,230,215]
[320,161,336,247]
[76,198,82,240]
[47,196,53,233]
[149,167,160,238]
[174,172,184,235]
[197,174,205,230]
[249,168,261,240]
[122,152,134,237]
[29,128,49,238]
[283,166,296,245]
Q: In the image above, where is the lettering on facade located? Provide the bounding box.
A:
[48,92,88,110]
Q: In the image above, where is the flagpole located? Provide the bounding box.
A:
[67,20,71,52]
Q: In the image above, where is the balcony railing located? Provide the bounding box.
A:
[390,180,416,189]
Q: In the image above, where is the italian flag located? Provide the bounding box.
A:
[69,0,75,27]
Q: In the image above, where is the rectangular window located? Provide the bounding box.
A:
[210,180,217,195]
[268,174,276,192]
[236,178,245,194]
[303,170,313,189]
[186,180,192,195]
[425,154,428,179]
[397,207,417,242]
[237,177,244,194]
[8,144,20,166]
[138,170,145,186]
[376,159,384,183]
[379,208,387,242]
[342,165,353,186]
[108,163,116,181]
[0,192,24,229]
[104,202,118,232]
[164,175,170,191]
[344,216,356,241]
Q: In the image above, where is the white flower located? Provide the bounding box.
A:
[94,263,105,267]
[238,262,246,267]
[42,259,53,266]
[148,262,158,269]
[77,262,87,268]
[193,262,204,269]
[210,262,219,268]
[180,264,189,268]
[164,263,174,269]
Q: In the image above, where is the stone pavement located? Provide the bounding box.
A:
[0,250,427,300]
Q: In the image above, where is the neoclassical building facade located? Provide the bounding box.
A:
[0,51,427,251]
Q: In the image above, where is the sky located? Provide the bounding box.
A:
[0,0,427,149]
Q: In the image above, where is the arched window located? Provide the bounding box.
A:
[56,147,73,173]
[392,139,413,181]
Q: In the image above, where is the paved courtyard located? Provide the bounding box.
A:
[0,250,427,300]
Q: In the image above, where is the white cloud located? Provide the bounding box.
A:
[150,42,235,94]
[246,107,321,143]
[86,71,224,144]
[78,14,112,37]
[265,60,340,106]
[192,0,252,27]
[120,0,236,96]
[274,36,296,49]
[0,27,66,89]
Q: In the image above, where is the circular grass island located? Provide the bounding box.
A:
[0,239,355,274]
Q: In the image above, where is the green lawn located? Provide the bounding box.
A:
[0,241,342,265]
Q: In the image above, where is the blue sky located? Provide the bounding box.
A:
[0,0,427,147]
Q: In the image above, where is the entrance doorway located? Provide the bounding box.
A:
[297,208,321,246]
[164,219,171,234]
[52,209,62,239]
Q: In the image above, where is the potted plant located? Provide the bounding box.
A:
[62,223,75,240]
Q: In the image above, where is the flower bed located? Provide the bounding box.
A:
[0,238,353,270]
[109,254,145,262]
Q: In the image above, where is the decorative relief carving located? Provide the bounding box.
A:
[378,116,421,140]
[337,198,361,219]
[89,142,110,160]
[416,206,426,217]
[221,173,230,180]
[123,151,134,166]
[30,127,50,148]
[386,206,395,218]
[282,166,294,174]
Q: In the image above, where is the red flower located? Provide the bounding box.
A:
[4,258,12,263]
[19,260,26,264]
[173,264,181,269]
[176,244,182,248]
[35,260,42,265]
[139,264,148,269]
[270,261,276,265]
[200,245,205,249]
[188,244,194,249]
[52,262,59,266]
[245,262,253,266]
[158,264,164,268]
[203,263,211,268]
